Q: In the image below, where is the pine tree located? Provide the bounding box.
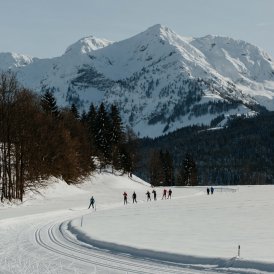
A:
[86,103,97,149]
[40,90,59,117]
[81,110,88,123]
[119,145,132,174]
[95,103,111,167]
[163,150,174,186]
[182,153,197,186]
[110,104,125,146]
[109,104,125,170]
[70,103,80,119]
[149,150,164,186]
[121,126,139,176]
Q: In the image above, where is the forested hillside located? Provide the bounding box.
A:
[137,112,274,185]
[0,72,134,202]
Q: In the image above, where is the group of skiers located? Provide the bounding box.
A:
[161,188,172,200]
[88,187,215,209]
[123,188,173,204]
[88,188,174,210]
[207,187,214,195]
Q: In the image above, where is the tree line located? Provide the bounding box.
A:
[148,149,197,186]
[137,112,274,186]
[0,72,135,202]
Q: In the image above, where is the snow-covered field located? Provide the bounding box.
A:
[0,173,274,274]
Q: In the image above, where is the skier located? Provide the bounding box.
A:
[123,192,128,205]
[146,191,151,201]
[167,188,172,199]
[206,187,210,195]
[210,186,214,195]
[88,196,95,209]
[152,189,157,200]
[162,188,167,199]
[132,191,137,203]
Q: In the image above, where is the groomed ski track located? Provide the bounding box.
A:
[0,208,269,274]
[0,210,216,274]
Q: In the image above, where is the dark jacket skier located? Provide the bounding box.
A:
[146,191,151,201]
[210,187,214,195]
[162,189,167,199]
[206,187,210,195]
[88,196,95,209]
[167,189,172,199]
[132,191,137,203]
[152,189,157,200]
[123,192,128,204]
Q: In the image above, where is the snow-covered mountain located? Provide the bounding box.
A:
[0,52,34,70]
[1,24,274,137]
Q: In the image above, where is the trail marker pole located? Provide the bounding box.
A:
[238,245,240,257]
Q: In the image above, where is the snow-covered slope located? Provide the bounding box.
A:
[2,25,274,137]
[191,35,274,110]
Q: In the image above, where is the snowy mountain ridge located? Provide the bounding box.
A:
[1,24,274,137]
[0,52,35,70]
[64,36,113,55]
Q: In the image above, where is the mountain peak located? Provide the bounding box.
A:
[143,24,176,37]
[64,36,112,55]
[138,24,194,50]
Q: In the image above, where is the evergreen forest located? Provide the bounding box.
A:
[137,112,274,186]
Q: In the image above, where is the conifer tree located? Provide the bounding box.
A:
[86,103,97,149]
[159,150,174,186]
[182,153,197,186]
[81,110,88,123]
[70,103,80,119]
[123,126,139,175]
[110,104,124,145]
[149,150,164,186]
[95,103,111,167]
[119,145,132,174]
[109,104,125,170]
[40,90,59,118]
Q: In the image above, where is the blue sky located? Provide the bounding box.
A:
[1,0,273,58]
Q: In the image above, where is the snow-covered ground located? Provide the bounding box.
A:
[0,173,274,273]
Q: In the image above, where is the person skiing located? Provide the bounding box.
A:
[167,188,172,199]
[88,196,95,209]
[162,188,167,199]
[206,187,210,195]
[123,192,128,205]
[210,186,214,195]
[146,191,151,201]
[152,189,157,201]
[132,191,137,203]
